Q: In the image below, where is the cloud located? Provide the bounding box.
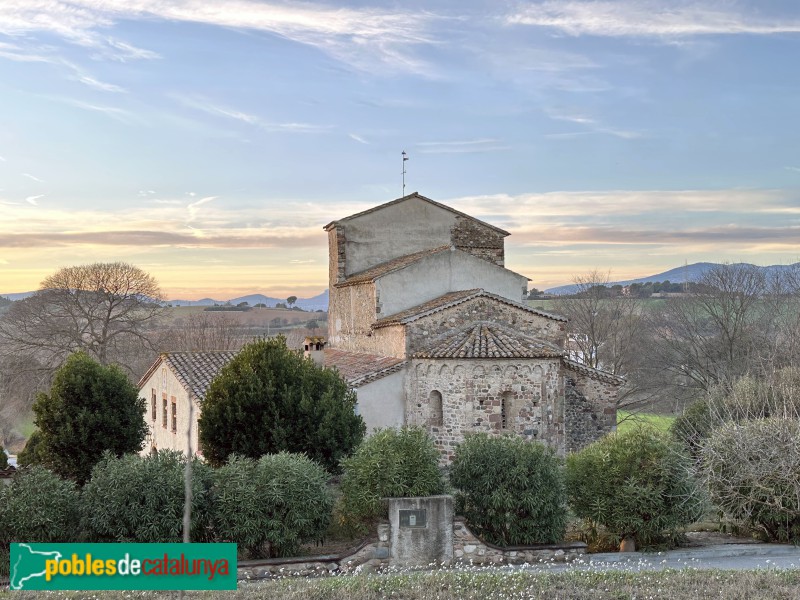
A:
[0,0,440,75]
[21,173,43,183]
[53,97,136,123]
[25,194,44,206]
[785,166,800,173]
[507,1,800,39]
[348,133,369,144]
[171,95,331,133]
[0,155,6,162]
[416,139,512,154]
[544,107,643,139]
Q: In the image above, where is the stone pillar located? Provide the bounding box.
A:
[387,495,454,567]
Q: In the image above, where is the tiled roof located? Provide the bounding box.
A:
[324,348,406,386]
[336,245,452,287]
[138,352,237,401]
[563,358,626,386]
[373,289,567,329]
[413,322,564,359]
[323,192,510,236]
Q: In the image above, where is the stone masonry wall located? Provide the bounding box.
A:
[407,358,564,462]
[405,297,566,355]
[451,216,505,267]
[564,372,619,453]
[327,283,377,349]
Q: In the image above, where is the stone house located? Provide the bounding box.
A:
[323,192,624,459]
[137,351,236,456]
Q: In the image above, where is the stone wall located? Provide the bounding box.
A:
[564,370,619,452]
[327,283,377,349]
[388,496,454,567]
[407,358,564,462]
[453,518,586,565]
[405,297,566,355]
[451,216,505,267]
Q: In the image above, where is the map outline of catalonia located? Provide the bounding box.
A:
[10,543,62,590]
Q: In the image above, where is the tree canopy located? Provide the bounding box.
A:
[31,352,147,483]
[198,337,365,471]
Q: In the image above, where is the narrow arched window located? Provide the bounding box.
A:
[429,390,443,427]
[501,391,514,430]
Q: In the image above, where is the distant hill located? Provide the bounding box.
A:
[0,289,331,311]
[167,289,329,310]
[545,262,800,295]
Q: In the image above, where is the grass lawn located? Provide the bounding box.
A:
[617,410,676,433]
[4,569,800,599]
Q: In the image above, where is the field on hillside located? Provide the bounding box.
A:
[4,569,800,599]
[617,411,676,433]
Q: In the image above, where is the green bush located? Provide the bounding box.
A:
[212,453,333,558]
[449,434,567,546]
[199,337,365,472]
[339,427,444,532]
[0,466,81,577]
[81,451,214,543]
[702,418,800,542]
[566,425,705,549]
[17,429,50,468]
[0,446,7,469]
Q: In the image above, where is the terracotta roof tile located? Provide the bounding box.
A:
[373,289,567,329]
[563,357,626,386]
[138,352,237,401]
[413,322,563,359]
[336,245,452,287]
[323,192,510,236]
[324,348,405,386]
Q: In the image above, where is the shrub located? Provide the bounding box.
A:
[0,466,81,577]
[199,337,365,472]
[449,434,567,546]
[32,352,147,483]
[566,425,705,548]
[212,453,333,558]
[0,446,7,469]
[17,429,50,468]
[81,451,214,543]
[702,418,800,542]
[339,427,444,532]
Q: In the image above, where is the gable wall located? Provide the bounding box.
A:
[565,372,619,452]
[139,364,199,456]
[405,297,566,355]
[452,215,505,266]
[407,358,564,462]
[375,250,528,318]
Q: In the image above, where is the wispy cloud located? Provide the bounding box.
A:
[348,133,369,144]
[171,95,330,133]
[0,0,440,75]
[21,173,43,183]
[416,139,511,154]
[54,97,136,123]
[785,166,800,173]
[25,194,44,206]
[545,107,643,140]
[508,1,800,39]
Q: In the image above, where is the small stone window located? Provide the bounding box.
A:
[171,400,177,433]
[429,390,443,427]
[162,395,168,429]
[151,389,157,421]
[501,391,514,430]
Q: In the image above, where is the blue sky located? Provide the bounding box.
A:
[1,0,799,299]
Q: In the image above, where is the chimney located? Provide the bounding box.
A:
[303,336,326,367]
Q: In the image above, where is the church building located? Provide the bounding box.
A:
[322,192,624,460]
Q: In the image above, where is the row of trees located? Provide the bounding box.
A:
[552,263,800,410]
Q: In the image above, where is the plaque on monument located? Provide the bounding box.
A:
[399,509,427,528]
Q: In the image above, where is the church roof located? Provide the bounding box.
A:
[563,357,626,386]
[413,322,564,359]
[336,245,452,287]
[373,289,567,329]
[323,192,510,236]
[138,351,237,401]
[324,348,406,386]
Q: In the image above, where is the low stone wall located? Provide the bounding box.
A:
[237,523,391,581]
[453,518,586,565]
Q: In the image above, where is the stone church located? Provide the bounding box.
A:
[322,192,624,460]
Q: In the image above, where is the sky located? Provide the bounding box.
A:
[1,0,799,300]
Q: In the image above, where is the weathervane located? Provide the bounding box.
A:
[402,150,409,195]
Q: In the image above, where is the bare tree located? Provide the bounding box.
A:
[0,262,166,372]
[160,311,247,352]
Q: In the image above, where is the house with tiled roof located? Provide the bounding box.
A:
[323,192,624,460]
[137,351,237,456]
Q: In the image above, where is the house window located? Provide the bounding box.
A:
[429,390,443,427]
[171,399,177,433]
[501,391,514,430]
[151,389,157,421]
[162,395,168,429]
